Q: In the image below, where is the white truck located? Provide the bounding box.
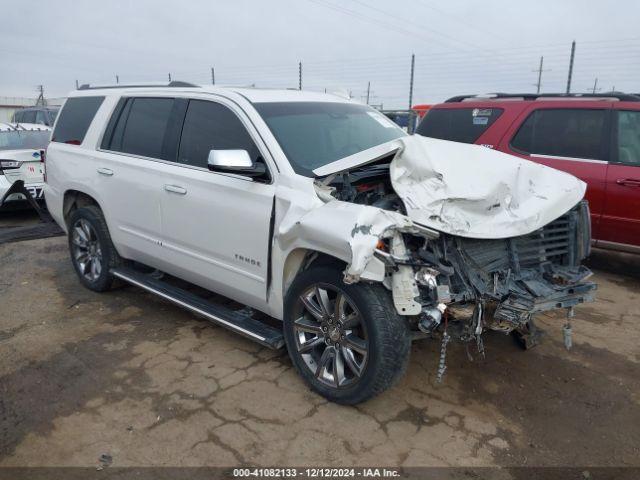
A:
[44,83,595,404]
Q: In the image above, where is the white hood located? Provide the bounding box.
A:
[389,135,586,239]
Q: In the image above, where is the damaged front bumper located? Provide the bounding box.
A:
[377,200,596,337]
[489,268,595,331]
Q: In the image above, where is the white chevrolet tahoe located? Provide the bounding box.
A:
[45,83,595,404]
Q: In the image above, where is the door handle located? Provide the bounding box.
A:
[616,178,640,187]
[97,168,113,176]
[164,184,187,195]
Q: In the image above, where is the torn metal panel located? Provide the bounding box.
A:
[277,196,420,282]
[389,135,587,239]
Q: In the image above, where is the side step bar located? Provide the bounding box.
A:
[111,266,284,349]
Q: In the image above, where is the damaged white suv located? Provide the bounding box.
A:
[44,83,595,404]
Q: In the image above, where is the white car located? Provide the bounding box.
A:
[44,83,595,404]
[0,123,51,206]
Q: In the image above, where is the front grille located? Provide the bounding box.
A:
[515,213,574,267]
[457,206,580,274]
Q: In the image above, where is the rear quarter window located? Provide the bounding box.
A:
[416,107,503,144]
[52,96,105,145]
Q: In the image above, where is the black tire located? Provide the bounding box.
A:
[284,265,411,404]
[67,205,121,292]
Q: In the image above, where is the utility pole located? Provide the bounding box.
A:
[211,67,215,85]
[408,53,415,133]
[566,40,576,94]
[298,61,302,90]
[533,56,549,94]
[115,74,119,84]
[168,73,172,82]
[36,85,46,106]
[591,77,600,94]
[366,81,371,105]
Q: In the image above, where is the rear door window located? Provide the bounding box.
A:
[107,97,175,159]
[51,96,105,145]
[416,107,503,144]
[178,99,260,169]
[511,108,607,160]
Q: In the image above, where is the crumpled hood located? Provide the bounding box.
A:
[389,135,586,239]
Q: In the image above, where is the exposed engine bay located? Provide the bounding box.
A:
[315,151,596,379]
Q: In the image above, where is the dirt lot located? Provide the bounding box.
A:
[1,211,639,471]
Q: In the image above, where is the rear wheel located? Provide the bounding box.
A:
[68,206,121,292]
[284,265,411,404]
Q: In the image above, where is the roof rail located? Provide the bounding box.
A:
[77,81,200,90]
[444,92,640,103]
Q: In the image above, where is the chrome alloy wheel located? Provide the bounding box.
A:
[71,218,103,282]
[293,284,369,388]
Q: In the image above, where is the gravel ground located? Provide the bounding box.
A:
[1,211,639,472]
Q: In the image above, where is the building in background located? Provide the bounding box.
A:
[0,96,65,123]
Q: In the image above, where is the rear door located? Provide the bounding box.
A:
[96,96,178,264]
[600,107,640,248]
[501,105,612,239]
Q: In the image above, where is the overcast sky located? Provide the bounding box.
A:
[2,0,639,108]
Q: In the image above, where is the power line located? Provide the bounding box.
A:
[306,0,467,52]
[347,0,483,51]
[414,0,506,41]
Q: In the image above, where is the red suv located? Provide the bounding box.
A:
[416,93,640,253]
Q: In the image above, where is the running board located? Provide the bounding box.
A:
[111,266,284,349]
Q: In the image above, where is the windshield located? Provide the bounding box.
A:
[254,102,405,176]
[0,130,50,151]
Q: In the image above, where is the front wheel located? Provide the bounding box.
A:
[284,265,411,404]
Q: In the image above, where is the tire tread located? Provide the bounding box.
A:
[284,265,410,404]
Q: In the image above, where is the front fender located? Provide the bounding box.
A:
[277,200,400,282]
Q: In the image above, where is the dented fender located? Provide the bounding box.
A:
[279,201,421,281]
[266,176,437,319]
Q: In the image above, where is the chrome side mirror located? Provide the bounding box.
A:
[207,149,253,170]
[207,149,268,179]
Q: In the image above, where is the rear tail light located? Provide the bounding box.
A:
[0,159,20,176]
[41,149,47,182]
[0,160,20,169]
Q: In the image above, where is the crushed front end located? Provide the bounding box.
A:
[376,200,595,374]
[312,135,596,379]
